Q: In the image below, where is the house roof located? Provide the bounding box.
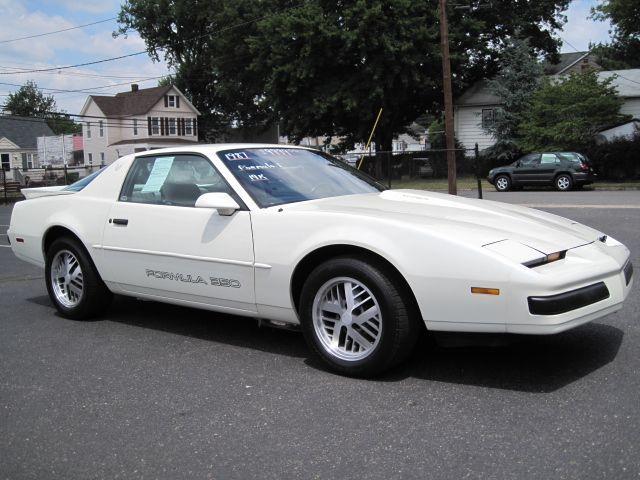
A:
[89,85,174,117]
[455,80,502,106]
[543,51,591,75]
[456,68,640,107]
[0,115,54,149]
[598,70,640,98]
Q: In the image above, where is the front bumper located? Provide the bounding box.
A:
[505,248,633,335]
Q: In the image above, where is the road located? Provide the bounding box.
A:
[1,191,639,480]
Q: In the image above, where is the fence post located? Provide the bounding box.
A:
[475,143,483,199]
[387,152,392,189]
[64,164,68,186]
[2,168,7,205]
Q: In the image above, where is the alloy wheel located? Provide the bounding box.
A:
[50,249,84,308]
[496,177,509,191]
[557,176,571,190]
[312,277,383,361]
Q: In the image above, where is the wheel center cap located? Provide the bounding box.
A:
[341,312,353,326]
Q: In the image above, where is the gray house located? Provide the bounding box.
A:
[0,115,54,180]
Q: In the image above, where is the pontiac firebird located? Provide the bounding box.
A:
[7,144,634,376]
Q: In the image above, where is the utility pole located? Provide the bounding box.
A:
[439,0,457,195]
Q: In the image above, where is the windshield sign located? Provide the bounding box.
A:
[218,148,383,207]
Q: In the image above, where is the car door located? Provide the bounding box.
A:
[100,153,256,314]
[511,154,540,184]
[537,153,561,183]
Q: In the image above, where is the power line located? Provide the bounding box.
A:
[0,1,310,76]
[0,17,117,44]
[0,77,161,95]
[0,51,148,75]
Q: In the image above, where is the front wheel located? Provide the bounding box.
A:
[494,175,511,192]
[555,174,573,191]
[45,237,113,320]
[299,257,420,377]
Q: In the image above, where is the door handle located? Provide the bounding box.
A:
[112,218,129,226]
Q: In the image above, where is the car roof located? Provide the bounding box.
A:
[134,143,313,156]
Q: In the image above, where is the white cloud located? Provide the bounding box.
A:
[560,0,612,52]
[0,0,170,113]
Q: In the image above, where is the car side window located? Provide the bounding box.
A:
[119,154,231,207]
[540,153,560,165]
[518,154,540,166]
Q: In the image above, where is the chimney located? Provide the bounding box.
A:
[131,84,139,92]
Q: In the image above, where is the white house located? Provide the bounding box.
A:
[453,53,640,151]
[79,84,200,166]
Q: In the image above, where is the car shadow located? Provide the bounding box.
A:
[377,322,624,393]
[29,295,624,393]
[107,296,309,359]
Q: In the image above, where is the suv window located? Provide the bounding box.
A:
[119,154,231,207]
[518,154,540,166]
[540,153,560,165]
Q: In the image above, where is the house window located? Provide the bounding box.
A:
[100,152,105,164]
[87,153,93,165]
[151,117,160,135]
[168,95,176,107]
[86,122,92,139]
[99,121,104,137]
[185,118,193,135]
[169,118,176,135]
[1,153,10,171]
[481,108,496,129]
[21,153,35,170]
[133,119,138,136]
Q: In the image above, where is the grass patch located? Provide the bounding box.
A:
[388,176,640,191]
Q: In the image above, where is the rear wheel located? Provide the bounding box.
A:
[45,237,113,320]
[555,174,573,191]
[299,256,420,377]
[494,175,511,192]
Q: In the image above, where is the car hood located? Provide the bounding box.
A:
[280,189,601,254]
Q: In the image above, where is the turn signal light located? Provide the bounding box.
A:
[547,252,563,262]
[471,287,500,295]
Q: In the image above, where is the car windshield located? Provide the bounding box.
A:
[62,168,104,192]
[218,148,384,207]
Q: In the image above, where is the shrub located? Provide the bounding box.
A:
[583,134,640,181]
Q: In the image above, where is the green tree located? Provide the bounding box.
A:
[483,37,543,145]
[117,0,571,149]
[590,0,640,69]
[519,71,629,151]
[2,81,80,134]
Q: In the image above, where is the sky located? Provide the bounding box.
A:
[0,0,614,115]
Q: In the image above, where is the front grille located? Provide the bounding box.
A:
[624,261,634,286]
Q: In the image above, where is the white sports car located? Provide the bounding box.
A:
[8,144,634,376]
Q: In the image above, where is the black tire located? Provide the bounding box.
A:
[494,174,511,192]
[45,236,113,320]
[555,173,573,191]
[299,256,421,377]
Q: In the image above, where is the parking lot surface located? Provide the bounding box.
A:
[1,191,639,479]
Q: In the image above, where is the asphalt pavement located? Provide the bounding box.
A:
[1,191,639,480]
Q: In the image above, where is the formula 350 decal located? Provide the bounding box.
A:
[145,269,241,288]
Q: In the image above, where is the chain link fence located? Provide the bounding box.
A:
[336,145,484,197]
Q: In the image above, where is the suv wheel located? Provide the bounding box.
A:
[494,175,511,192]
[555,174,573,191]
[299,256,420,377]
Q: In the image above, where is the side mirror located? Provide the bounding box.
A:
[195,192,240,216]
